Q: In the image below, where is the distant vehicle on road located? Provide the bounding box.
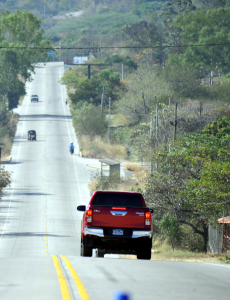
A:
[31,95,39,102]
[77,191,153,259]
[28,130,36,141]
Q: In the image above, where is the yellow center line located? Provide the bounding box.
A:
[52,255,71,300]
[60,255,90,300]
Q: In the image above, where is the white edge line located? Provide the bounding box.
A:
[59,67,83,204]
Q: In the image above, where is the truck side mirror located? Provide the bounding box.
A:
[77,205,86,212]
[149,208,154,214]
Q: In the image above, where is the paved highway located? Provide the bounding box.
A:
[0,62,229,300]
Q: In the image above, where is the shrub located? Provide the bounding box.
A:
[73,103,108,137]
[157,215,183,251]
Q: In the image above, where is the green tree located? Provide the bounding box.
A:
[123,21,163,64]
[67,68,124,104]
[144,113,230,251]
[158,215,183,250]
[170,8,230,73]
[0,10,51,108]
[73,103,108,136]
[159,0,196,48]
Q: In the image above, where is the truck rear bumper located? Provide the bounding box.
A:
[85,226,152,238]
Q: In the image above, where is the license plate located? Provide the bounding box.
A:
[112,229,123,236]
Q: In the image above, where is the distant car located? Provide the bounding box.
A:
[31,95,39,102]
[77,191,153,259]
[28,130,36,141]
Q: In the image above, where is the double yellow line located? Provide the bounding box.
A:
[52,255,90,300]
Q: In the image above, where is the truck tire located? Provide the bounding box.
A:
[136,240,152,260]
[97,249,105,258]
[80,239,92,257]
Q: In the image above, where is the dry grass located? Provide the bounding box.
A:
[1,113,19,160]
[88,179,99,194]
[148,238,229,263]
[2,136,13,158]
[124,163,142,172]
[132,167,149,190]
[122,238,230,263]
[18,95,24,105]
[78,135,127,159]
[88,178,136,195]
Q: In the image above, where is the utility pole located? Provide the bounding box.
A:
[156,103,158,144]
[200,102,203,116]
[155,104,159,172]
[88,64,91,79]
[174,103,177,141]
[100,41,102,59]
[108,97,111,142]
[223,211,225,254]
[142,92,147,115]
[60,40,62,61]
[121,63,124,80]
[101,87,104,114]
[169,98,171,106]
[150,116,153,174]
[169,103,178,142]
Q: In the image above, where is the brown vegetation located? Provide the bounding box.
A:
[124,163,142,172]
[2,113,19,159]
[78,135,127,159]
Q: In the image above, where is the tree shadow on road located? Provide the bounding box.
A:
[1,232,70,237]
[20,114,72,120]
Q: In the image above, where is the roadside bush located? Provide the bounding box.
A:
[180,225,205,252]
[73,103,108,137]
[157,215,183,251]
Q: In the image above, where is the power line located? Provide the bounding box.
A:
[1,42,230,50]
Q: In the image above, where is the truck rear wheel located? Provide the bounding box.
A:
[97,249,105,258]
[80,239,92,257]
[136,240,152,260]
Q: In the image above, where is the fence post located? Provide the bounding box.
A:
[108,97,111,142]
[150,116,153,174]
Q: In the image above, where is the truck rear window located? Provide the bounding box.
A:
[92,193,144,208]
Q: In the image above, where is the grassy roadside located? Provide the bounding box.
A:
[123,242,230,264]
[1,112,19,161]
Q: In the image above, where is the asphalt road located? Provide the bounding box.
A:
[0,62,229,300]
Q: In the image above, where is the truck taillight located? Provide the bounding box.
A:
[145,211,151,226]
[86,209,93,223]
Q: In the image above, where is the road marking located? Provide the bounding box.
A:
[52,255,72,300]
[60,256,90,300]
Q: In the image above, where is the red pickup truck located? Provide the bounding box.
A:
[77,191,153,259]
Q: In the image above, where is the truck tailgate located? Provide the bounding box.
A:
[92,206,146,228]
